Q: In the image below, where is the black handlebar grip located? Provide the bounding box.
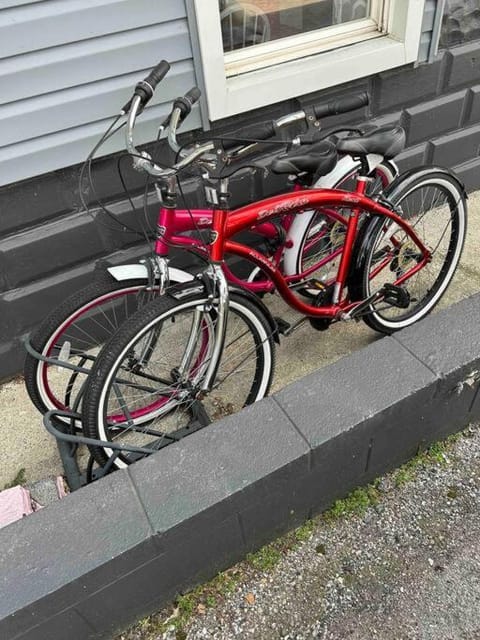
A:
[222,120,277,151]
[129,60,171,110]
[184,86,201,106]
[143,60,171,92]
[313,92,369,120]
[174,86,202,123]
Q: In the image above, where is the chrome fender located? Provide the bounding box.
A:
[107,264,193,283]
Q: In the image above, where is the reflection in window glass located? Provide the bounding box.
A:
[440,0,480,49]
[219,0,370,52]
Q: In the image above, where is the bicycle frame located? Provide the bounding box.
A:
[154,197,356,295]
[210,183,432,319]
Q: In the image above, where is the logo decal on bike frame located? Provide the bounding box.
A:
[258,196,309,220]
[157,225,166,236]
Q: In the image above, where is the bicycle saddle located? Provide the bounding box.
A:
[270,140,338,176]
[336,125,406,159]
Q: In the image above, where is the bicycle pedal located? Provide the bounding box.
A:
[309,278,328,290]
[274,317,291,335]
[382,283,410,309]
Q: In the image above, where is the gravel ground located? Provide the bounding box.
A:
[118,422,480,640]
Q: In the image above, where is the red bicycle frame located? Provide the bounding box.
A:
[207,182,432,320]
[154,201,350,294]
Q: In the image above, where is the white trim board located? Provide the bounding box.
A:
[192,0,426,121]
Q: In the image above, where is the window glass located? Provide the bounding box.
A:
[440,0,480,49]
[219,0,371,52]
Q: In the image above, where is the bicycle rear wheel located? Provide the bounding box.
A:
[351,168,467,333]
[293,161,397,295]
[81,289,275,468]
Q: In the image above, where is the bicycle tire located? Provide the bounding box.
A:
[24,272,189,418]
[350,168,467,333]
[81,288,275,468]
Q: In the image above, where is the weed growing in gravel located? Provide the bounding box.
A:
[393,432,463,487]
[247,545,283,571]
[3,467,26,490]
[323,484,380,521]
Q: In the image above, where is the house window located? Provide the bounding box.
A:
[191,0,427,121]
[220,0,382,75]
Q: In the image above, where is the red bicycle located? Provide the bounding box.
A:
[77,67,467,470]
[25,62,397,420]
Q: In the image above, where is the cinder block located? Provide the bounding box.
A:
[454,156,480,192]
[129,398,310,534]
[0,537,160,640]
[0,212,108,290]
[77,513,244,637]
[275,336,438,504]
[0,169,78,237]
[0,469,152,627]
[0,339,24,381]
[370,111,403,129]
[430,123,480,168]
[471,385,480,420]
[394,293,480,432]
[11,608,95,640]
[371,58,444,113]
[403,91,466,145]
[445,41,480,90]
[275,337,436,449]
[395,144,428,172]
[236,455,312,549]
[465,86,480,125]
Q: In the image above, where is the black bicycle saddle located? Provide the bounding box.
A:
[336,125,406,159]
[271,140,338,177]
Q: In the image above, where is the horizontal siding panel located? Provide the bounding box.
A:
[0,20,190,105]
[0,60,196,146]
[0,102,202,187]
[0,0,186,58]
[0,1,45,8]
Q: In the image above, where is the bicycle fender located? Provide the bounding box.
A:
[228,285,280,344]
[346,165,467,300]
[107,264,193,283]
[381,165,467,201]
[167,280,280,344]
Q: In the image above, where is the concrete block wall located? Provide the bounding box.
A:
[1,39,480,379]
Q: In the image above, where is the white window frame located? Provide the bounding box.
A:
[192,0,426,121]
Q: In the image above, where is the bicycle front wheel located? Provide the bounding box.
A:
[352,168,467,333]
[81,289,275,468]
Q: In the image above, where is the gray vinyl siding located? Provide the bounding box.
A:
[0,0,201,187]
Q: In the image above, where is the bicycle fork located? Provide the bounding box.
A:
[175,263,230,394]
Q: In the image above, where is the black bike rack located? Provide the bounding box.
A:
[25,338,155,491]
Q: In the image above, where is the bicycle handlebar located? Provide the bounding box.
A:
[313,92,369,119]
[220,93,369,152]
[123,60,370,179]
